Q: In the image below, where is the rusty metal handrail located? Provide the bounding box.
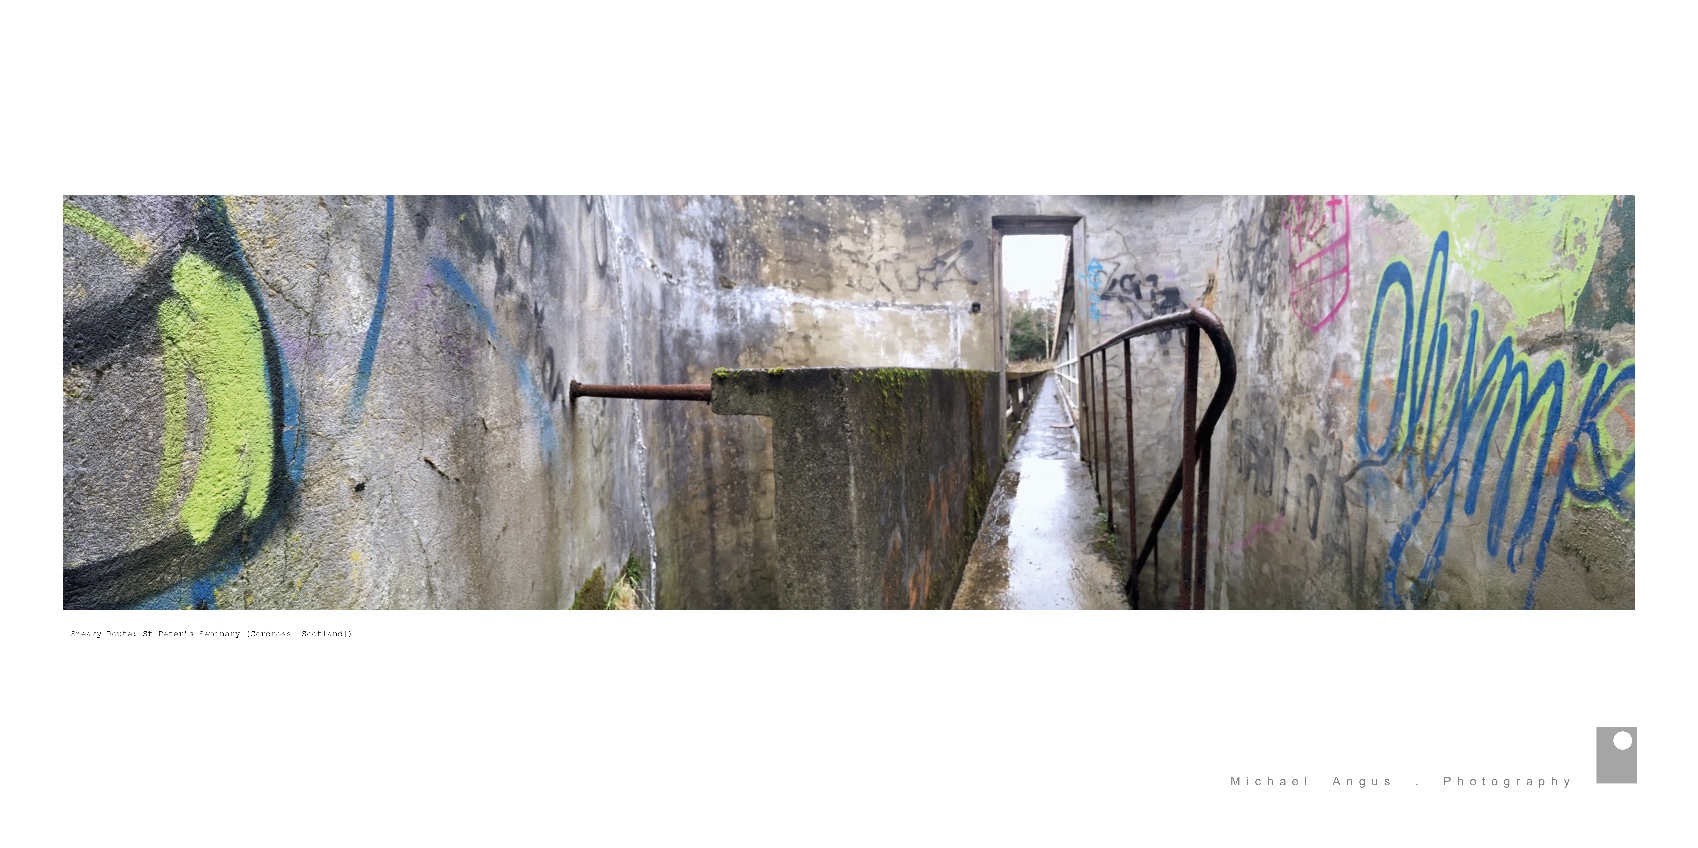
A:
[1077,306,1236,609]
[569,380,712,403]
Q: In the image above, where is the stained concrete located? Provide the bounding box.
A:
[713,367,999,609]
[62,194,1634,610]
[1029,194,1635,609]
[63,195,1006,609]
[955,374,1127,610]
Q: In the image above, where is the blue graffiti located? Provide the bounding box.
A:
[430,258,559,462]
[348,195,395,421]
[1357,232,1635,609]
[133,550,246,610]
[1081,258,1106,321]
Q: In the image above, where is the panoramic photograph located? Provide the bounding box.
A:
[62,195,1635,610]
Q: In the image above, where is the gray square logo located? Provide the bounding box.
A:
[1597,727,1637,783]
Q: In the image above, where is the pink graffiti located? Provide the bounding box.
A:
[1213,520,1284,554]
[1287,195,1351,331]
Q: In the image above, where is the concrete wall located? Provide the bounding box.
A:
[712,367,999,609]
[66,193,1629,610]
[1052,195,1636,609]
[63,195,1000,609]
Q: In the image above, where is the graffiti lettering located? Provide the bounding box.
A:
[1357,232,1635,609]
[1228,199,1283,297]
[1082,258,1188,344]
[1287,194,1351,331]
[916,239,978,291]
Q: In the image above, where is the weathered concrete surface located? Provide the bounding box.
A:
[63,196,1005,609]
[955,374,1127,610]
[1211,195,1635,609]
[64,194,1631,610]
[1027,195,1636,609]
[712,367,1000,609]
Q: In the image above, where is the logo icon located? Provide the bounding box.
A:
[1597,727,1636,784]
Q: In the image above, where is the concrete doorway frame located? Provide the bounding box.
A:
[991,214,1085,426]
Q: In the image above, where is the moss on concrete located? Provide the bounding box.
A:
[570,565,608,610]
[854,367,928,440]
[570,555,645,609]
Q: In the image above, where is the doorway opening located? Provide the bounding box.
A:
[1001,233,1069,366]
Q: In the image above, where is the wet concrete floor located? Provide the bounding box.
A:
[953,373,1128,610]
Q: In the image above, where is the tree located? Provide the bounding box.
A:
[1008,303,1054,363]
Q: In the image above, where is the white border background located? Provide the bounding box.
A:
[10,3,1688,845]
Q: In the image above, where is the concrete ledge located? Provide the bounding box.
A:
[712,368,1001,609]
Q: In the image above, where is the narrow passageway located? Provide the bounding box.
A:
[954,373,1128,610]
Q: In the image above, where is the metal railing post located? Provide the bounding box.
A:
[1083,307,1236,610]
[1100,351,1114,535]
[1123,337,1136,603]
[1179,324,1198,611]
[1082,352,1096,474]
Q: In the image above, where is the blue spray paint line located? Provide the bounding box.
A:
[1357,232,1635,609]
[209,195,306,486]
[131,551,246,610]
[430,258,559,461]
[348,195,396,422]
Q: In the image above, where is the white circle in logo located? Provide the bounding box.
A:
[1614,731,1633,751]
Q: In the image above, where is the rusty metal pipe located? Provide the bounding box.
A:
[568,380,712,403]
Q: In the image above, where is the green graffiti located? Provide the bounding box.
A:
[155,253,275,543]
[1383,195,1614,328]
[62,201,147,266]
[64,201,276,543]
[153,329,189,511]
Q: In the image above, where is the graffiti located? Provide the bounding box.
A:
[1082,257,1187,343]
[1287,195,1351,331]
[916,239,978,290]
[428,259,560,463]
[1570,196,1635,333]
[348,195,396,420]
[1081,258,1107,321]
[65,197,569,609]
[1379,195,1615,329]
[63,197,303,609]
[1215,520,1284,555]
[1101,272,1142,301]
[1231,419,1348,530]
[1228,198,1284,296]
[1356,232,1635,609]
